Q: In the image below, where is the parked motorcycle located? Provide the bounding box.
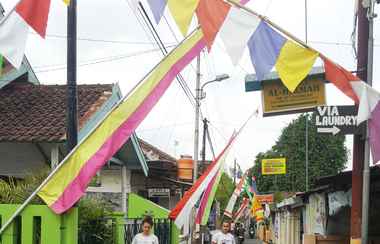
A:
[235,223,245,244]
[237,233,245,244]
[248,225,255,239]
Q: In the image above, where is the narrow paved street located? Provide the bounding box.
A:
[243,239,263,244]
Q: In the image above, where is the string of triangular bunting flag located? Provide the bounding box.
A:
[145,0,318,92]
[146,0,251,36]
[146,0,380,165]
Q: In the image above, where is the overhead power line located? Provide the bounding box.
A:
[310,40,380,47]
[136,2,197,107]
[34,47,165,73]
[29,32,175,46]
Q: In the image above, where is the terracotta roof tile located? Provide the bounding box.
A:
[138,138,177,162]
[0,83,113,142]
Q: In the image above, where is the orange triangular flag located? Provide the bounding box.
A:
[322,56,360,103]
[196,0,230,51]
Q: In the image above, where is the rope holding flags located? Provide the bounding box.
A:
[146,0,318,92]
[146,0,252,36]
[145,0,380,164]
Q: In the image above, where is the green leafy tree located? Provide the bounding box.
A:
[215,172,235,215]
[250,113,348,193]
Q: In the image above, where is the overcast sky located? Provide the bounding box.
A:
[2,0,380,172]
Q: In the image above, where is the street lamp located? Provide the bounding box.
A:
[199,74,230,100]
[193,73,230,183]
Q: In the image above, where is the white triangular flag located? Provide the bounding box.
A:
[219,7,260,65]
[0,11,29,68]
[351,81,380,124]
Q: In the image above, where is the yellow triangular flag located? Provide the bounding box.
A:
[275,40,319,92]
[168,0,200,36]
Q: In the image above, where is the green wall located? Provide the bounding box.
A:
[127,193,179,244]
[0,204,77,244]
[127,193,169,218]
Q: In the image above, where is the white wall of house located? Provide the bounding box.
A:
[274,209,301,244]
[0,142,50,177]
[86,167,131,193]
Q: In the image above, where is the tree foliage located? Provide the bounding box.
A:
[215,172,235,214]
[250,113,348,193]
[0,169,113,244]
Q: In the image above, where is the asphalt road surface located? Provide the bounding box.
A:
[243,239,263,244]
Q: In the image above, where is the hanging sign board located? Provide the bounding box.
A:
[256,194,274,204]
[148,188,170,198]
[262,158,286,175]
[262,79,326,116]
[315,105,364,135]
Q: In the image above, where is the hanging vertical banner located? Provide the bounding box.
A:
[38,29,206,214]
[224,172,247,218]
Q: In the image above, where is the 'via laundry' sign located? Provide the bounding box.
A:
[315,106,364,135]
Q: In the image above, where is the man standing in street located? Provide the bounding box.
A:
[212,220,236,244]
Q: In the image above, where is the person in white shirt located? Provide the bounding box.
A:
[132,216,159,244]
[212,220,236,244]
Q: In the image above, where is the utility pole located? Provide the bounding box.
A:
[352,1,374,243]
[304,0,309,193]
[305,114,309,192]
[201,118,208,164]
[206,127,216,160]
[233,159,236,185]
[194,74,228,183]
[193,55,201,183]
[362,1,376,243]
[66,0,78,151]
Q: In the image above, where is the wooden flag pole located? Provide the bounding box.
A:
[66,0,78,151]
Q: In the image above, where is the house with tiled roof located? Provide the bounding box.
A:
[0,60,156,210]
[87,136,193,211]
[0,59,190,211]
[0,81,148,178]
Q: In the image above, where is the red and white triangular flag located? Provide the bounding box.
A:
[0,0,51,68]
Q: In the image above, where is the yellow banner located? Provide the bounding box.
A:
[262,158,286,175]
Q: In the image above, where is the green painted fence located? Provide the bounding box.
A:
[0,204,78,244]
[109,194,180,244]
[128,193,179,244]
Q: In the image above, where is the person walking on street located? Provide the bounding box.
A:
[212,220,236,244]
[132,216,159,244]
[235,222,245,244]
